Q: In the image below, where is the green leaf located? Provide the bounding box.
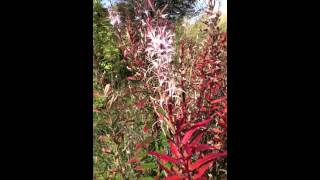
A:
[165,162,173,169]
[156,107,166,116]
[141,162,157,169]
[138,177,154,180]
[136,149,147,160]
[160,131,169,149]
[115,173,123,180]
[155,139,160,152]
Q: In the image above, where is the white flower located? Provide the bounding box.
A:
[161,14,168,19]
[108,8,121,26]
[146,26,174,64]
[166,79,184,98]
[144,10,149,16]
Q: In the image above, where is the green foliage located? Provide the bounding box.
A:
[93,0,129,87]
[138,177,154,180]
[155,0,198,21]
[218,14,227,32]
[93,72,157,179]
[179,12,227,46]
[184,19,207,43]
[141,162,157,169]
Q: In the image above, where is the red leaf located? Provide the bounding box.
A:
[135,143,143,149]
[189,152,227,171]
[148,152,180,164]
[164,175,182,180]
[169,140,182,158]
[194,178,206,180]
[216,112,224,117]
[181,128,198,145]
[158,161,174,176]
[127,158,139,163]
[190,132,204,145]
[127,76,136,80]
[192,118,213,128]
[134,166,143,171]
[184,144,193,157]
[213,136,221,142]
[211,97,227,104]
[143,125,149,133]
[200,106,206,112]
[211,105,220,110]
[211,127,223,134]
[205,94,210,100]
[191,144,214,152]
[193,162,213,179]
[178,123,189,132]
[218,120,226,128]
[135,100,145,109]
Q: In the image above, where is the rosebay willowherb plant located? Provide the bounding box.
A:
[107,0,227,179]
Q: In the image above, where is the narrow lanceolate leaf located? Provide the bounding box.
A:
[141,162,157,169]
[194,177,207,180]
[191,144,214,152]
[156,107,167,116]
[192,118,213,128]
[211,97,227,104]
[134,166,143,171]
[169,140,182,158]
[127,76,136,80]
[157,161,174,176]
[164,175,182,180]
[138,177,153,180]
[193,162,213,179]
[127,157,139,164]
[147,0,155,11]
[211,105,220,110]
[178,123,189,132]
[185,144,193,156]
[181,127,198,145]
[189,152,227,171]
[190,132,205,145]
[148,152,180,164]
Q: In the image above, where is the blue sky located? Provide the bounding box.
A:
[220,0,227,13]
[195,0,227,13]
[221,0,227,13]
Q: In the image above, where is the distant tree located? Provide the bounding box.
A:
[154,0,198,20]
[110,0,198,21]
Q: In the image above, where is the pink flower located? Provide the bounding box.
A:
[108,8,121,26]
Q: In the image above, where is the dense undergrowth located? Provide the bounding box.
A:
[93,0,227,179]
